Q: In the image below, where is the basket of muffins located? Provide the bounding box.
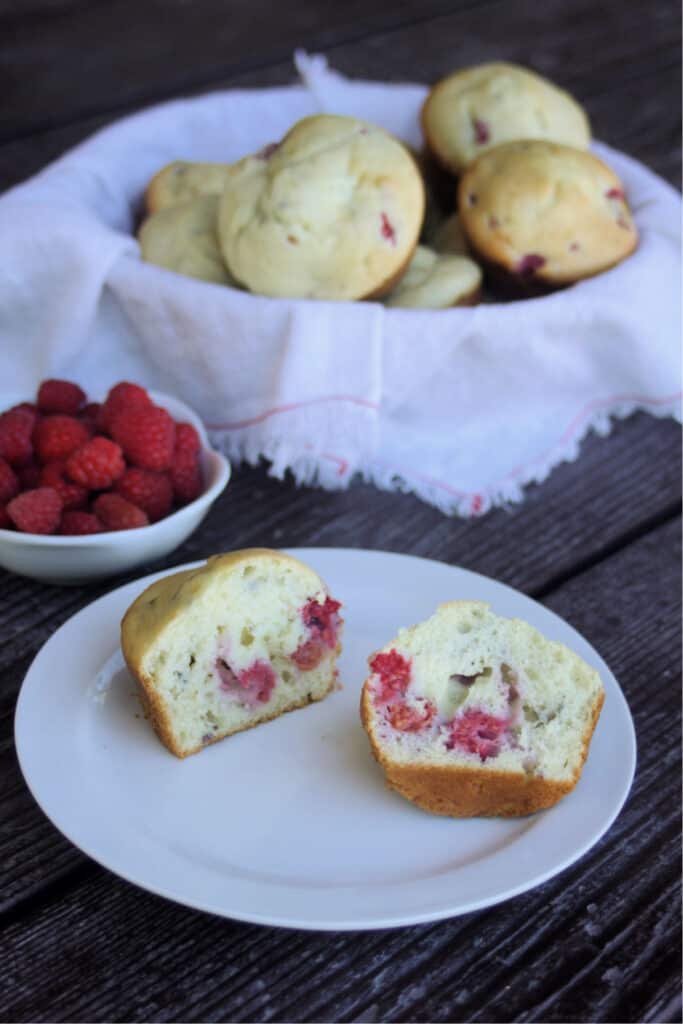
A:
[137,61,638,307]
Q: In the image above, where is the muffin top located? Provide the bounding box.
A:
[458,140,638,284]
[385,246,481,308]
[421,62,590,175]
[217,114,425,301]
[138,196,237,286]
[145,161,232,214]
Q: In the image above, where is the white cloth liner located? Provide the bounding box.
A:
[0,52,680,516]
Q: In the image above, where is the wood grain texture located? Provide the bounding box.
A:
[1,517,679,1024]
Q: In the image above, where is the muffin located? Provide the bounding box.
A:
[217,114,425,301]
[424,213,470,256]
[458,140,638,292]
[145,161,232,214]
[421,62,591,176]
[385,246,481,309]
[138,196,238,286]
[121,549,343,757]
[360,601,604,817]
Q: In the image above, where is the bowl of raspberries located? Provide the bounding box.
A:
[0,379,230,583]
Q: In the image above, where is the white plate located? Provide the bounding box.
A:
[15,548,636,930]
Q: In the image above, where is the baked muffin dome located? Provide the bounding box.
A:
[421,62,590,175]
[458,140,638,289]
[145,161,232,214]
[385,246,481,309]
[138,196,238,286]
[121,549,343,757]
[360,601,604,817]
[217,114,425,301]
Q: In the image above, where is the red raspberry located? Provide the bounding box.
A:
[10,402,38,417]
[169,450,203,505]
[37,379,86,415]
[110,405,175,471]
[60,510,103,535]
[34,415,89,463]
[40,461,88,510]
[0,458,20,503]
[370,649,412,703]
[291,596,342,670]
[387,700,436,732]
[0,504,12,529]
[174,422,201,457]
[79,402,102,434]
[216,658,276,705]
[17,461,42,490]
[93,493,148,531]
[114,468,173,522]
[446,709,509,761]
[100,382,151,433]
[7,487,63,534]
[0,408,35,465]
[66,437,125,489]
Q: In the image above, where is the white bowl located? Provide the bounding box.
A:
[0,390,230,584]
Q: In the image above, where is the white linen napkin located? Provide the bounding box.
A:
[0,53,680,515]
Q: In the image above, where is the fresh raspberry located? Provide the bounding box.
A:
[34,415,90,463]
[446,709,509,761]
[7,487,63,534]
[370,649,412,703]
[0,408,35,465]
[110,405,175,471]
[93,493,149,531]
[0,458,20,503]
[60,510,103,535]
[0,504,12,529]
[100,382,151,433]
[174,421,201,457]
[66,437,125,490]
[40,461,88,510]
[387,700,436,732]
[10,402,38,417]
[169,450,203,505]
[79,402,102,434]
[114,468,173,522]
[16,461,42,490]
[37,379,86,415]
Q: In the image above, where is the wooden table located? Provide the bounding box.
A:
[2,2,681,1020]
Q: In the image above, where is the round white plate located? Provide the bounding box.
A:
[15,548,636,930]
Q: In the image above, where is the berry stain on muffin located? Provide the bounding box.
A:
[380,213,397,245]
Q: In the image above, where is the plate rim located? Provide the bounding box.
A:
[14,547,637,930]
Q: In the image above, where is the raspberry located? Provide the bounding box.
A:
[370,649,412,703]
[40,461,88,510]
[292,596,342,669]
[93,493,148,531]
[37,379,86,415]
[0,504,12,530]
[473,117,490,144]
[0,408,35,465]
[446,709,509,761]
[114,468,173,522]
[516,253,546,277]
[0,458,20,503]
[100,382,151,433]
[216,657,276,705]
[387,700,436,732]
[66,437,125,489]
[17,461,42,490]
[169,450,203,505]
[60,510,103,535]
[7,487,63,534]
[380,212,396,245]
[34,415,89,463]
[174,422,201,457]
[79,402,102,434]
[110,405,175,471]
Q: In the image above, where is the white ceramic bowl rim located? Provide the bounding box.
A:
[0,389,230,545]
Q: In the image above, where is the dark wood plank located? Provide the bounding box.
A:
[0,0,680,191]
[1,515,679,1024]
[0,412,680,912]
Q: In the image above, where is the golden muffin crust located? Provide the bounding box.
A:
[385,246,482,309]
[138,196,238,285]
[145,160,232,214]
[421,62,590,176]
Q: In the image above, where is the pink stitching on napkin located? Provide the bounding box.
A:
[206,394,379,431]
